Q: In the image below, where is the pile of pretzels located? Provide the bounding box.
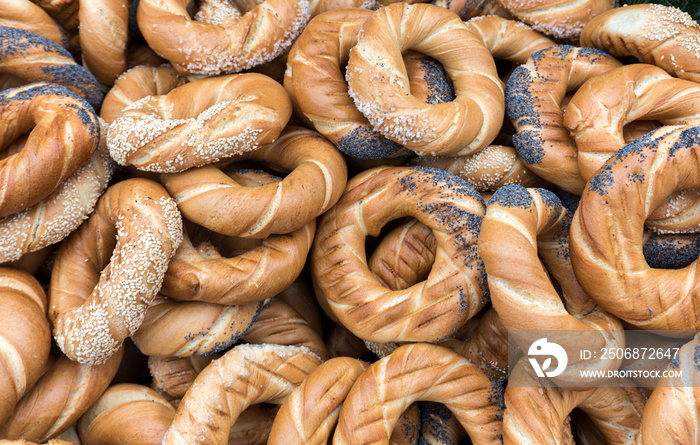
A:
[0,0,699,443]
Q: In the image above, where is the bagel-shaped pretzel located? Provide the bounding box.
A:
[0,82,100,218]
[346,3,504,157]
[0,118,115,263]
[161,126,346,238]
[0,26,103,109]
[0,267,52,427]
[495,0,614,41]
[131,294,263,358]
[334,343,504,444]
[479,185,624,386]
[77,383,176,445]
[78,0,128,86]
[580,3,700,83]
[49,178,183,365]
[505,44,622,194]
[311,166,488,343]
[564,63,700,180]
[100,64,188,124]
[570,125,700,331]
[107,73,292,173]
[0,0,67,47]
[161,170,315,305]
[268,357,370,445]
[137,0,310,75]
[162,344,322,445]
[0,348,123,442]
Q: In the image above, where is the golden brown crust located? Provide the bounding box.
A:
[107,73,292,173]
[78,0,129,86]
[580,3,700,83]
[148,355,218,402]
[0,0,66,47]
[312,166,488,343]
[49,178,183,365]
[137,0,311,75]
[346,3,504,156]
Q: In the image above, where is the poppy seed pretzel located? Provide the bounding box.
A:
[49,178,183,365]
[312,166,488,344]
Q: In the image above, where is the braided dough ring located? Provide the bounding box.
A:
[570,125,700,331]
[479,185,624,386]
[162,344,322,445]
[346,3,504,157]
[0,268,52,427]
[334,343,504,444]
[49,178,183,365]
[0,348,123,442]
[0,26,103,109]
[161,126,346,238]
[160,171,315,305]
[0,82,100,218]
[311,166,488,343]
[78,0,128,86]
[0,118,115,263]
[137,0,310,75]
[505,44,622,194]
[0,0,67,47]
[495,0,614,41]
[580,3,700,83]
[108,73,292,173]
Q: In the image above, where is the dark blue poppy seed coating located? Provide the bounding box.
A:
[418,57,455,105]
[187,300,265,357]
[0,26,104,110]
[0,82,100,139]
[336,125,403,159]
[418,402,457,445]
[669,126,700,156]
[643,233,700,269]
[488,375,506,417]
[694,336,700,371]
[431,0,489,20]
[488,184,533,209]
[554,188,580,215]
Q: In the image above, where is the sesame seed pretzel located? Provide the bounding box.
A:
[137,0,311,76]
[311,166,488,344]
[580,3,700,83]
[162,344,322,445]
[161,126,346,238]
[0,27,103,109]
[49,178,183,365]
[346,3,504,157]
[107,73,292,173]
[505,44,622,194]
[0,82,101,218]
[0,268,52,427]
[570,125,700,331]
[334,343,504,444]
[161,170,315,305]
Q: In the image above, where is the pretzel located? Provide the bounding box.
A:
[77,383,176,445]
[162,344,322,444]
[148,355,218,404]
[643,231,700,269]
[0,268,52,427]
[49,178,183,365]
[505,44,622,194]
[0,0,67,47]
[432,0,501,20]
[346,3,504,157]
[570,125,700,331]
[495,0,614,41]
[0,27,103,109]
[335,343,504,444]
[100,64,188,124]
[161,126,345,238]
[504,359,645,444]
[131,295,263,358]
[0,118,115,263]
[0,349,123,442]
[312,166,487,343]
[479,185,624,386]
[242,299,328,361]
[580,3,700,83]
[107,73,291,173]
[0,82,101,218]
[78,0,128,86]
[137,0,310,75]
